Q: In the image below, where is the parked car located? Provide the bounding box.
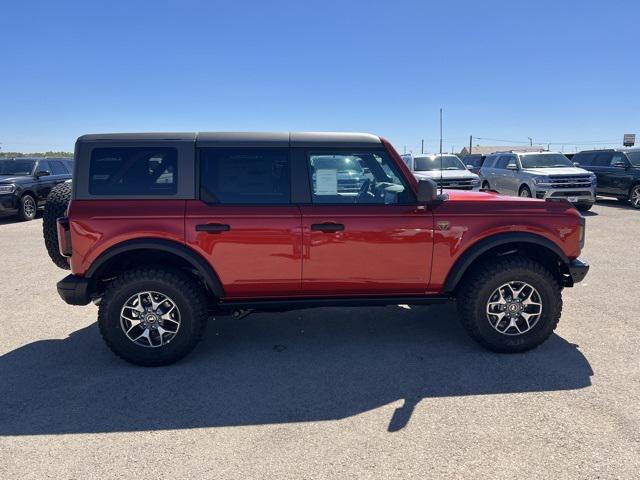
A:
[479,151,596,211]
[572,148,640,209]
[0,157,73,220]
[401,153,481,190]
[54,132,588,366]
[462,154,486,175]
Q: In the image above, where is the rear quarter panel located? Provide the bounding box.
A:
[67,200,186,275]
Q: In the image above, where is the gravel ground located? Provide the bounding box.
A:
[0,200,638,479]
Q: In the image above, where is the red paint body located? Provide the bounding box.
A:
[66,142,584,299]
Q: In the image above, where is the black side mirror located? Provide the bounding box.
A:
[417,178,448,205]
[36,170,51,177]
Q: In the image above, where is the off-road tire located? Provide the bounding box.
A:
[456,256,562,353]
[98,267,208,366]
[42,182,72,269]
[18,194,37,221]
[576,204,593,212]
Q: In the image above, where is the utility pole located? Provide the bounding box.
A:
[469,135,472,155]
[421,139,424,154]
[528,137,533,146]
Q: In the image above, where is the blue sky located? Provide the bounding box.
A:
[1,0,638,154]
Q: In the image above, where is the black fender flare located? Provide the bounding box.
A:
[86,238,225,297]
[443,232,569,292]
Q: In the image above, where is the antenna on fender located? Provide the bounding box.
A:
[439,108,444,196]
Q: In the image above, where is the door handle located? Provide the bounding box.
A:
[311,223,344,233]
[196,223,230,233]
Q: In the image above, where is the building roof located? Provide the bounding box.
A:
[459,145,547,156]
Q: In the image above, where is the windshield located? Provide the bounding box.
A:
[0,159,36,175]
[414,155,465,171]
[520,154,573,169]
[626,152,640,166]
[312,156,364,173]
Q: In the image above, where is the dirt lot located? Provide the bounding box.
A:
[0,200,638,479]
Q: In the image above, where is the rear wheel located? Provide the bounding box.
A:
[519,185,532,198]
[18,194,37,221]
[98,267,208,366]
[456,256,562,353]
[43,182,72,269]
[629,184,640,209]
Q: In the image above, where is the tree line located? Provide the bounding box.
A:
[0,151,73,158]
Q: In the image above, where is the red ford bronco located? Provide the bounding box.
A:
[52,132,588,366]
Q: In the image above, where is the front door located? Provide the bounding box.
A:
[185,147,302,298]
[298,149,434,295]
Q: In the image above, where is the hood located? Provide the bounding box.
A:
[413,170,479,180]
[523,167,591,177]
[0,174,30,183]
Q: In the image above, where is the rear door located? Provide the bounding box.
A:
[298,148,434,295]
[185,146,302,298]
[592,152,614,193]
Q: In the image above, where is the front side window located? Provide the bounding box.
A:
[414,155,466,171]
[520,154,573,169]
[36,160,51,174]
[593,152,612,167]
[89,147,177,195]
[308,151,413,204]
[495,156,512,169]
[0,159,36,175]
[200,148,290,204]
[609,152,626,166]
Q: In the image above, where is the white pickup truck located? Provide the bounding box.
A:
[401,153,481,190]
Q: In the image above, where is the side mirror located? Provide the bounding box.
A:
[466,164,474,170]
[573,162,580,167]
[416,178,447,204]
[506,163,518,171]
[36,170,51,177]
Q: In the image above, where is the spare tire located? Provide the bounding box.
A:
[43,181,72,270]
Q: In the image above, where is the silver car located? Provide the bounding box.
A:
[479,151,596,211]
[401,153,481,190]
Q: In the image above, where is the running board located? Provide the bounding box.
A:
[215,295,453,314]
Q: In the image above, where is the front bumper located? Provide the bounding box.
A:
[535,187,596,204]
[565,258,589,286]
[0,193,19,214]
[57,275,91,305]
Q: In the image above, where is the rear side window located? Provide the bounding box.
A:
[494,156,511,169]
[49,160,68,175]
[89,147,177,195]
[574,152,594,166]
[199,148,290,204]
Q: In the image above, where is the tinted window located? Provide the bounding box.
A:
[464,155,485,167]
[0,159,36,175]
[593,152,612,167]
[495,155,512,169]
[64,160,74,173]
[200,148,290,204]
[308,151,413,204]
[626,152,640,166]
[520,154,573,168]
[414,155,465,171]
[36,160,51,174]
[49,160,67,175]
[574,152,595,166]
[609,152,626,166]
[89,147,177,195]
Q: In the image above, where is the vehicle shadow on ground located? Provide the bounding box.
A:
[0,212,41,225]
[0,304,593,436]
[595,197,634,210]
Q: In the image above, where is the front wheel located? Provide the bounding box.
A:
[98,267,208,366]
[629,184,640,209]
[456,256,562,353]
[576,204,593,212]
[519,186,532,198]
[18,194,37,221]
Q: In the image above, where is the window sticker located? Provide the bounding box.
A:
[315,169,338,195]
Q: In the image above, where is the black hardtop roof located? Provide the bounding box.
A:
[76,132,382,148]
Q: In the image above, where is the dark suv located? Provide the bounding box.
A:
[54,132,588,366]
[572,148,640,209]
[0,157,73,220]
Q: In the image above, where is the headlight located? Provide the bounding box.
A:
[0,184,16,194]
[589,175,597,185]
[533,177,551,186]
